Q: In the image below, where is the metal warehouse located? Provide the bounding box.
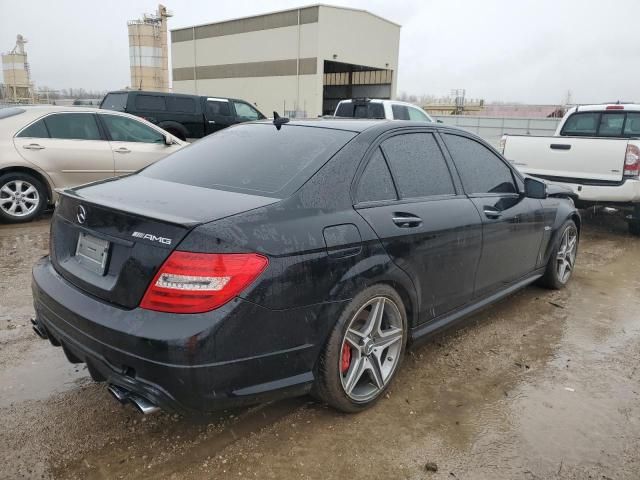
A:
[170,5,400,117]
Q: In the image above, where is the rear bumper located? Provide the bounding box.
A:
[32,256,343,414]
[540,178,640,205]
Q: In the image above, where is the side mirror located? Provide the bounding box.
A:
[164,134,173,146]
[524,177,547,199]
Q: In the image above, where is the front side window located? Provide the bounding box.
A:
[391,105,410,120]
[408,107,430,122]
[560,112,599,136]
[206,100,231,117]
[233,101,260,121]
[443,134,516,195]
[101,115,164,143]
[134,94,166,111]
[356,148,397,203]
[142,124,356,197]
[101,93,128,111]
[381,133,455,198]
[44,113,101,141]
[17,119,49,138]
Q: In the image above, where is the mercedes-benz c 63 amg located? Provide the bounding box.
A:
[31,118,580,414]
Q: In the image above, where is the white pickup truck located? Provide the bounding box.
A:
[501,104,640,235]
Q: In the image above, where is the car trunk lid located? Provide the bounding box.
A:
[50,175,279,309]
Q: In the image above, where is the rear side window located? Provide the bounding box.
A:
[44,113,101,141]
[443,134,516,195]
[101,115,164,143]
[206,100,231,117]
[169,97,196,113]
[141,124,356,197]
[134,94,166,111]
[561,112,599,136]
[624,112,640,136]
[101,93,128,111]
[381,133,455,198]
[18,119,49,138]
[335,102,384,119]
[391,105,410,120]
[357,148,397,203]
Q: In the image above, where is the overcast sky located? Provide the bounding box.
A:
[1,0,638,104]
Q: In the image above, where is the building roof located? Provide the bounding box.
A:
[170,4,401,33]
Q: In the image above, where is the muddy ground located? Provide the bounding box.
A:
[0,210,638,480]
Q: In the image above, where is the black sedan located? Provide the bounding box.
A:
[31,118,580,414]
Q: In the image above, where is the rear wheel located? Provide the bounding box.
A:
[538,220,578,289]
[0,172,47,223]
[314,284,407,413]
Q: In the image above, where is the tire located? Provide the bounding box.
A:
[537,219,578,289]
[0,172,47,223]
[313,284,408,413]
[629,221,640,236]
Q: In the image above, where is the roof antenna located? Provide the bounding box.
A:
[273,111,289,130]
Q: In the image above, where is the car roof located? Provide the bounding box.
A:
[104,90,246,102]
[251,117,473,136]
[567,104,640,113]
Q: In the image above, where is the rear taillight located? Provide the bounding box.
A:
[140,252,268,314]
[624,144,640,178]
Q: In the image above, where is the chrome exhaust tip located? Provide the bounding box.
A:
[128,394,160,415]
[107,384,130,404]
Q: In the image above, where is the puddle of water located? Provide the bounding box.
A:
[0,339,89,408]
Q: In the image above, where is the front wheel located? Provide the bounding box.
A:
[0,172,47,223]
[538,219,578,289]
[313,284,407,413]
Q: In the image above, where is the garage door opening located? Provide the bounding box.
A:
[322,60,393,116]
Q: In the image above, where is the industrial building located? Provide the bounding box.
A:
[128,4,172,92]
[171,5,400,117]
[1,34,35,103]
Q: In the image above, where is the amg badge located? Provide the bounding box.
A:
[132,231,172,245]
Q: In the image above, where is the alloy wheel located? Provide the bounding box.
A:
[340,296,404,402]
[556,225,577,284]
[0,180,40,218]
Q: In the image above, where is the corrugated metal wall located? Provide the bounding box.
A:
[433,115,561,147]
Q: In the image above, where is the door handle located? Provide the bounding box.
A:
[550,144,571,150]
[392,213,422,228]
[208,120,216,124]
[114,147,131,154]
[483,207,502,219]
[23,143,45,150]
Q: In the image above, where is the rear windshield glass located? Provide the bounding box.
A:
[0,107,26,119]
[335,102,385,119]
[141,124,357,198]
[101,93,128,111]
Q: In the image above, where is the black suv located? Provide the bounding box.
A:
[100,91,266,140]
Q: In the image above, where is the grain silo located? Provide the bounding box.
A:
[1,34,35,103]
[128,4,172,92]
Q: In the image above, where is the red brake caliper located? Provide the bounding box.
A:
[341,343,351,373]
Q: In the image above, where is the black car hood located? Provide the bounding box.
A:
[64,175,280,227]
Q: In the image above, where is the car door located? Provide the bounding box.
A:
[13,112,114,189]
[204,98,235,135]
[441,132,546,298]
[355,131,483,324]
[98,113,182,175]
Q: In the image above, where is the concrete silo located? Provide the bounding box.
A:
[1,34,35,103]
[128,4,172,92]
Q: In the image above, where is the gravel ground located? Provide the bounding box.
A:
[0,209,639,480]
